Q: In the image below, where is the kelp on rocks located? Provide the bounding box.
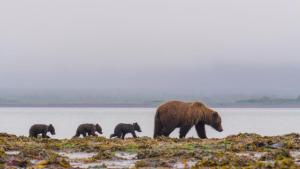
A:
[0,133,298,168]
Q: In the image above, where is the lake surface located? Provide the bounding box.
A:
[0,107,299,139]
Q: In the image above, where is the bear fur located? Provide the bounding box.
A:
[73,123,102,137]
[29,124,55,138]
[153,100,223,138]
[110,123,142,139]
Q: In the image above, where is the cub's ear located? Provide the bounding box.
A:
[192,102,204,107]
[49,124,53,127]
[133,122,137,125]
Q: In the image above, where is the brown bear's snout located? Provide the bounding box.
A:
[217,126,223,132]
[212,123,223,132]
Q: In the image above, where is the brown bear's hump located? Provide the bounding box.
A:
[157,100,191,117]
[158,100,186,109]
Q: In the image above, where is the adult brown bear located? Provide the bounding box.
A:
[153,100,223,138]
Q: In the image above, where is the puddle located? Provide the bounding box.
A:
[115,152,137,160]
[58,151,137,168]
[291,151,300,165]
[236,152,266,159]
[5,151,20,155]
[71,160,136,169]
[290,151,300,158]
[71,162,105,168]
[30,159,39,164]
[173,161,197,169]
[58,152,97,160]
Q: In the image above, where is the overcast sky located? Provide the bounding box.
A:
[0,1,300,96]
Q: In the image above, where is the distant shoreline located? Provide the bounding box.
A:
[2,95,300,108]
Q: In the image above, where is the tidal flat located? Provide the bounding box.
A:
[0,133,299,169]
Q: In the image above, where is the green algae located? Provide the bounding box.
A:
[135,160,148,168]
[0,133,298,168]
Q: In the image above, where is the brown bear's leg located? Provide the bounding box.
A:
[154,115,162,138]
[161,126,175,137]
[179,125,193,138]
[195,122,207,139]
[154,127,163,138]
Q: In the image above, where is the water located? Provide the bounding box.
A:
[0,107,299,139]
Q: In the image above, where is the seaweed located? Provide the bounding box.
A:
[0,132,298,168]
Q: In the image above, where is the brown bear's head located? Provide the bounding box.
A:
[192,102,223,132]
[48,124,56,135]
[210,112,223,132]
[95,124,103,134]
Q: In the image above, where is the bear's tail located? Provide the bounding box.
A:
[153,110,162,138]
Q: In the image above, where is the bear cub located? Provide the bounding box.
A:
[73,123,102,137]
[29,124,55,138]
[110,123,141,139]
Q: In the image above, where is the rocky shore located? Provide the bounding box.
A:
[0,133,299,168]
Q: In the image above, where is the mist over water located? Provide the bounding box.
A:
[0,0,300,97]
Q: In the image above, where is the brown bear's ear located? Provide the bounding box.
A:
[212,112,219,119]
[192,102,204,107]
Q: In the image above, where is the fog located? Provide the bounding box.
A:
[0,1,300,97]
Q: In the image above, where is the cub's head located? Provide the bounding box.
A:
[133,122,142,132]
[95,124,103,134]
[211,112,223,132]
[48,124,56,135]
